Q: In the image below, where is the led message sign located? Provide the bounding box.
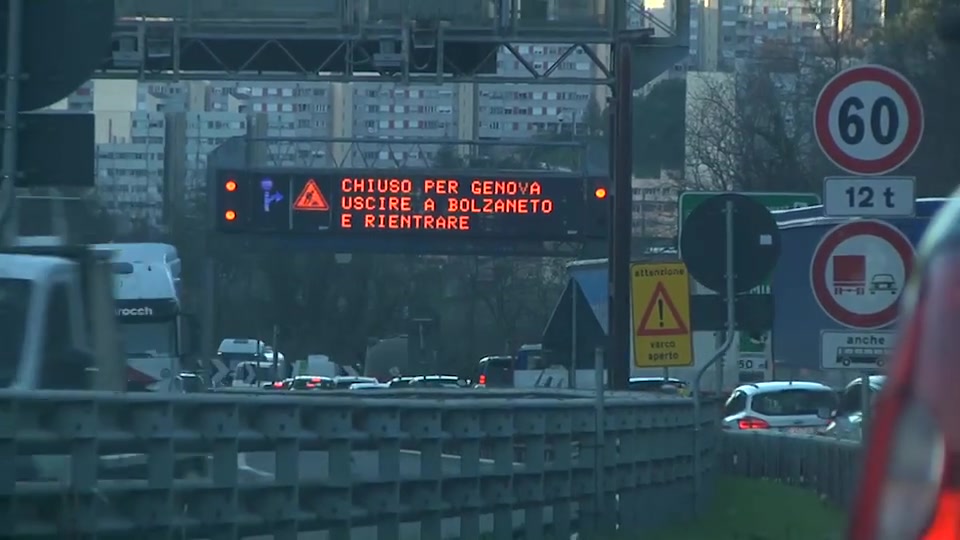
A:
[216,169,609,241]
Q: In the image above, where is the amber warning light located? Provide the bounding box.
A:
[224,210,237,221]
[225,179,238,192]
[594,187,608,199]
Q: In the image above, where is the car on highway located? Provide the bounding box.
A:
[628,376,689,394]
[821,375,885,440]
[179,372,206,393]
[387,376,415,388]
[332,376,378,389]
[408,375,463,388]
[289,376,334,390]
[721,381,837,433]
[849,196,960,540]
[263,378,293,390]
[349,382,389,390]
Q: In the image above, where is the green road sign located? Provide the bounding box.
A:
[739,331,769,354]
[678,191,821,233]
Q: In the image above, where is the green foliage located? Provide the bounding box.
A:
[632,78,687,177]
[583,476,845,540]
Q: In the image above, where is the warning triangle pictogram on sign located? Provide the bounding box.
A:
[636,283,689,337]
[293,179,330,211]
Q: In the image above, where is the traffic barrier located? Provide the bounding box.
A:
[719,431,863,507]
[1,389,719,539]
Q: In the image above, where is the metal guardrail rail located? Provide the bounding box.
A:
[1,389,719,539]
[719,431,863,508]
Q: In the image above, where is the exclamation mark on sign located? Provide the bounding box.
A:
[658,298,665,327]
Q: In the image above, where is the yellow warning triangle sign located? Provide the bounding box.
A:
[293,179,330,211]
[636,283,689,337]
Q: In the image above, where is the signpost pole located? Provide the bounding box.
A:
[0,0,23,245]
[593,346,606,525]
[607,41,634,391]
[693,199,737,511]
[570,282,578,388]
[714,331,725,394]
[860,373,872,437]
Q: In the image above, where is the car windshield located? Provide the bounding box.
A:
[0,278,31,387]
[119,321,177,357]
[751,389,838,416]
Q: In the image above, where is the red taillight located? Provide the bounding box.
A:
[737,417,770,430]
[273,382,283,388]
[306,383,317,389]
[478,374,486,386]
[851,250,956,540]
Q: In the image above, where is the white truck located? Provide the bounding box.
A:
[91,243,195,392]
[3,238,124,391]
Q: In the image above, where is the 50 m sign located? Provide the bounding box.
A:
[814,65,924,176]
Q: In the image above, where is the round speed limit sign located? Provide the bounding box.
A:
[814,65,924,176]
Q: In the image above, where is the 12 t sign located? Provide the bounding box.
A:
[815,65,924,176]
[823,177,916,218]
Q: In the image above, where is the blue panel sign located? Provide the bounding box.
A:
[772,199,948,372]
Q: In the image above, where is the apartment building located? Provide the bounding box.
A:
[632,174,680,239]
[689,0,873,71]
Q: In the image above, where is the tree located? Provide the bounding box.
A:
[633,78,686,177]
[433,144,464,168]
[684,1,959,198]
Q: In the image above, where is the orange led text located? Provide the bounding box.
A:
[337,176,554,232]
[341,177,414,194]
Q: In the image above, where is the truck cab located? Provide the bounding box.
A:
[92,243,194,392]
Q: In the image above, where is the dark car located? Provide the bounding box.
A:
[331,376,378,389]
[264,378,294,390]
[290,376,334,390]
[179,372,206,393]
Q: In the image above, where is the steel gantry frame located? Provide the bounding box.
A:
[105,0,688,86]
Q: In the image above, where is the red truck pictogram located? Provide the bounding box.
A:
[833,254,866,295]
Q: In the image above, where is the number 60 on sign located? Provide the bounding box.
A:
[814,65,924,176]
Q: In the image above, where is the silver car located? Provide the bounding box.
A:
[722,381,837,433]
[821,375,885,440]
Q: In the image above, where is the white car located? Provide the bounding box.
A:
[349,382,388,390]
[722,381,837,433]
